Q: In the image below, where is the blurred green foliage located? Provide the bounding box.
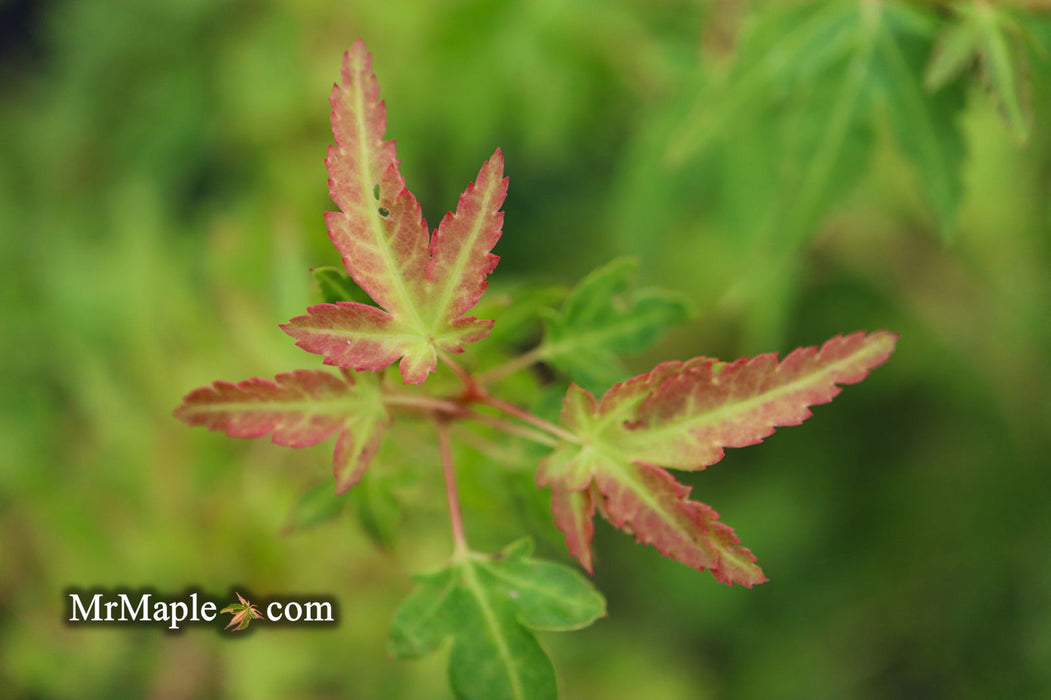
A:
[1,0,1049,698]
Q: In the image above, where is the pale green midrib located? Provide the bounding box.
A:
[461,560,525,700]
[349,59,426,331]
[345,411,384,455]
[187,396,377,417]
[718,539,760,574]
[429,174,498,329]
[628,341,885,445]
[302,323,423,343]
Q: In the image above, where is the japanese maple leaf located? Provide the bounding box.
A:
[539,331,897,585]
[282,41,508,384]
[221,592,263,631]
[173,369,388,494]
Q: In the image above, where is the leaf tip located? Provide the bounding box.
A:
[863,329,899,366]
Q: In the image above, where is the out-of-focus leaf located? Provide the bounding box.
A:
[538,258,691,393]
[925,16,981,91]
[666,1,967,238]
[665,2,861,166]
[875,5,966,232]
[539,331,897,584]
[549,485,595,574]
[283,481,346,534]
[390,539,605,700]
[473,284,565,352]
[312,266,373,305]
[351,470,401,549]
[926,1,1033,143]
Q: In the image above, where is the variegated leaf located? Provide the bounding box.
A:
[174,369,389,493]
[282,41,507,383]
[540,331,897,585]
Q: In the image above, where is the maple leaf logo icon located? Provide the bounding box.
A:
[220,592,263,631]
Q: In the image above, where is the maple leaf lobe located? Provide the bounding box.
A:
[550,485,595,574]
[173,369,389,495]
[541,330,896,585]
[282,43,507,384]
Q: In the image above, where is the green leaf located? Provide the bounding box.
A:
[283,480,346,534]
[666,1,968,241]
[666,1,861,166]
[976,8,1032,144]
[473,283,564,351]
[874,4,966,233]
[926,1,1033,143]
[925,15,981,91]
[312,266,373,305]
[538,258,691,393]
[390,566,459,659]
[351,470,401,549]
[390,539,605,700]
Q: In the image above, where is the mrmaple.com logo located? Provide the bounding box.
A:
[65,588,337,632]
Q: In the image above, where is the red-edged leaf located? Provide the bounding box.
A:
[550,484,595,574]
[593,462,762,586]
[539,331,897,584]
[282,42,507,383]
[174,369,389,494]
[427,153,506,321]
[624,330,899,468]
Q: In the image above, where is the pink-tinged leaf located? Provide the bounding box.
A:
[174,369,389,494]
[332,401,387,494]
[427,151,507,319]
[283,42,507,383]
[625,330,898,469]
[280,301,442,385]
[593,462,765,586]
[328,40,396,211]
[535,385,600,491]
[281,302,403,372]
[596,357,714,422]
[224,610,246,630]
[550,484,595,574]
[228,607,254,630]
[220,593,263,631]
[325,163,429,319]
[539,330,897,583]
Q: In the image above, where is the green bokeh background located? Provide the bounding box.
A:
[1,0,1049,698]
